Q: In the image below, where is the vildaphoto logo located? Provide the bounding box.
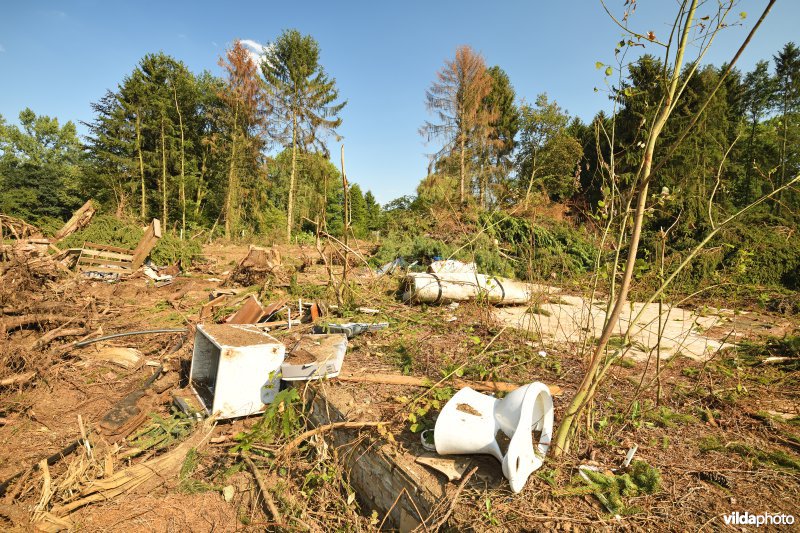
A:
[723,511,795,527]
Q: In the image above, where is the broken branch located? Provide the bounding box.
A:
[421,465,478,531]
[336,372,562,395]
[241,452,283,526]
[281,421,384,455]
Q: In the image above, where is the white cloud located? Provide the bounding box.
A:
[0,44,5,53]
[239,39,272,67]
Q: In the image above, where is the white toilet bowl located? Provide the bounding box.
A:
[433,382,554,493]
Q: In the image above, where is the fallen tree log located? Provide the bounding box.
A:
[336,372,562,395]
[52,200,95,242]
[0,372,36,387]
[1,315,86,334]
[31,326,89,350]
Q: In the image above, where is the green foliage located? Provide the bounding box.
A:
[480,211,597,279]
[699,436,800,472]
[663,220,800,293]
[262,29,346,239]
[393,343,414,375]
[0,109,86,225]
[515,93,583,201]
[482,497,500,526]
[738,335,800,365]
[128,409,196,453]
[644,406,698,428]
[151,232,203,266]
[178,447,219,494]
[61,214,202,265]
[85,53,211,228]
[231,388,301,454]
[397,386,455,433]
[61,215,142,249]
[562,461,661,515]
[371,234,454,267]
[268,149,344,235]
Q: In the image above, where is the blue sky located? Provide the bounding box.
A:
[1,1,797,204]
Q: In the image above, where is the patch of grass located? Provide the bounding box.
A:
[526,304,552,317]
[645,407,698,428]
[393,343,414,375]
[699,436,800,472]
[536,468,558,488]
[613,357,636,368]
[681,367,700,377]
[738,335,800,370]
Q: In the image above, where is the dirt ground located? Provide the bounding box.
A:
[0,240,798,531]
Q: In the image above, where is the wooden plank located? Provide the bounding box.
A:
[83,242,134,255]
[53,200,95,242]
[78,251,132,262]
[80,248,134,261]
[78,265,132,274]
[130,219,161,270]
[78,257,132,268]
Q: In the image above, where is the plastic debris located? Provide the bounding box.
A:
[312,322,389,339]
[281,334,348,381]
[428,259,477,274]
[376,257,408,276]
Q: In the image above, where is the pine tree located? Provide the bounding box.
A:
[262,29,346,242]
[773,42,800,210]
[421,46,495,205]
[218,40,271,239]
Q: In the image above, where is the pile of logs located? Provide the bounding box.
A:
[0,240,67,281]
[0,214,42,241]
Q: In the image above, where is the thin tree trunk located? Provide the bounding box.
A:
[776,97,789,213]
[479,162,486,208]
[524,150,538,205]
[135,113,146,221]
[225,105,239,240]
[744,115,758,201]
[340,145,350,306]
[160,118,168,229]
[287,113,298,242]
[172,85,186,238]
[459,133,466,204]
[115,191,126,217]
[195,148,207,217]
[552,0,698,456]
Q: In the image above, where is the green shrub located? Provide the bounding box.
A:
[479,211,598,279]
[60,215,201,266]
